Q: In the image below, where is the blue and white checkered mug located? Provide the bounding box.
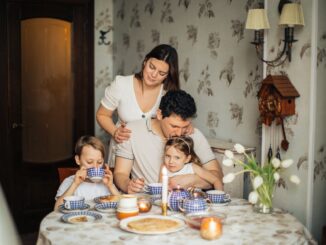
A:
[63,196,85,210]
[207,190,230,203]
[146,183,163,195]
[87,167,105,183]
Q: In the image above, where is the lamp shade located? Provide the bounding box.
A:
[245,9,270,30]
[279,3,305,26]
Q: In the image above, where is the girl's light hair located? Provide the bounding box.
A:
[165,136,201,166]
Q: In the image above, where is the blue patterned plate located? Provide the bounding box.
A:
[208,198,231,208]
[94,203,117,213]
[61,211,102,224]
[58,203,90,214]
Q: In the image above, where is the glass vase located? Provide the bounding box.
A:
[254,200,273,214]
[253,183,274,214]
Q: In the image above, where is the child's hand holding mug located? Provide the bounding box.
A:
[74,167,87,185]
[103,164,114,187]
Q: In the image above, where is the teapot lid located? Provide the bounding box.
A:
[172,187,186,192]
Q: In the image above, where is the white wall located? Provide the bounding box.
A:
[312,0,326,242]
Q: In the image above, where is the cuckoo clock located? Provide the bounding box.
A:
[258,75,300,126]
[257,75,300,151]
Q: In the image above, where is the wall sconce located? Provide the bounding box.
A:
[245,2,305,67]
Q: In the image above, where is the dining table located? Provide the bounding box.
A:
[36,198,316,245]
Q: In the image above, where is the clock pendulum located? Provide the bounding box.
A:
[276,146,281,160]
[275,123,281,160]
[267,122,274,162]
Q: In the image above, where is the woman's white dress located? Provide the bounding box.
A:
[100,75,164,167]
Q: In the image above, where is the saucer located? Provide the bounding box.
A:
[153,199,162,207]
[61,211,102,224]
[89,177,103,183]
[94,203,117,213]
[208,198,231,208]
[150,194,162,203]
[58,203,90,214]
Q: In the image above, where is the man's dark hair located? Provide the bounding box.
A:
[159,90,197,119]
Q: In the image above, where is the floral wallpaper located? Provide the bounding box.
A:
[94,0,114,143]
[94,0,325,241]
[103,0,264,157]
[262,0,326,242]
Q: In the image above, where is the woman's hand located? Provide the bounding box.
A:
[73,167,87,185]
[113,122,132,143]
[127,178,145,194]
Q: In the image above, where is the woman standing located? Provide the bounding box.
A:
[96,44,180,168]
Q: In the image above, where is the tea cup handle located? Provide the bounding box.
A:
[142,184,149,193]
[205,197,211,204]
[225,194,230,201]
[64,202,71,210]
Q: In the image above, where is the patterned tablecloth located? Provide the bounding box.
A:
[36,198,316,245]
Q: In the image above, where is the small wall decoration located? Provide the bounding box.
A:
[257,75,300,151]
[98,29,112,45]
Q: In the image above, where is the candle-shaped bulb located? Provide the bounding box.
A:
[161,166,169,215]
[162,165,168,176]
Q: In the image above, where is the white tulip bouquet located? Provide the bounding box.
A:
[222,143,300,213]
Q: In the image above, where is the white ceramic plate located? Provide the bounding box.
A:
[94,203,116,213]
[58,204,90,214]
[208,198,231,207]
[119,215,186,235]
[61,211,102,224]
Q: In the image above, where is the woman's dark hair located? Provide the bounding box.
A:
[165,136,201,166]
[75,135,105,158]
[135,44,180,91]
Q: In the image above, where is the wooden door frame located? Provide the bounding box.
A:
[0,0,94,231]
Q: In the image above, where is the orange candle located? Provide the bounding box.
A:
[200,217,222,240]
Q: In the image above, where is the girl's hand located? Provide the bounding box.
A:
[74,167,87,185]
[113,122,132,143]
[103,164,114,187]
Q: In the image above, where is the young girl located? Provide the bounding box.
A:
[160,136,220,190]
[54,136,120,210]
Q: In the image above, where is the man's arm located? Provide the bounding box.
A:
[169,159,224,190]
[113,156,133,193]
[114,156,145,194]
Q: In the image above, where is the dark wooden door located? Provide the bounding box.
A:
[0,0,94,233]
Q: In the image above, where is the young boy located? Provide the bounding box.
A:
[54,135,120,210]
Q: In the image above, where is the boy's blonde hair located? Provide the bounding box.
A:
[75,135,105,158]
[164,136,201,166]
